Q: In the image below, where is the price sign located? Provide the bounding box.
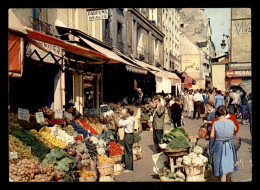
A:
[89,108,100,116]
[10,152,18,160]
[18,108,29,121]
[55,109,63,119]
[35,112,44,123]
[100,105,112,113]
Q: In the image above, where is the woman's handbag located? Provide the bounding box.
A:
[233,133,241,151]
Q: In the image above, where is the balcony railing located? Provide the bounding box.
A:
[28,16,53,36]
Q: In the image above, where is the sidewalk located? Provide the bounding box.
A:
[114,111,252,182]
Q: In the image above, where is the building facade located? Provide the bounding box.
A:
[179,8,216,89]
[228,8,251,94]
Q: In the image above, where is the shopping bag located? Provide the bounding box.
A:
[198,125,207,139]
[233,133,241,151]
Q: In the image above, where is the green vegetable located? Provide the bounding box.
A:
[9,122,50,162]
[166,136,190,150]
[134,133,142,143]
[50,147,66,160]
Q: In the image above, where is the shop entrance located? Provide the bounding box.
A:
[65,70,74,105]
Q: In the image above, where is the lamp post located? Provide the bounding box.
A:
[220,34,230,92]
[220,34,229,49]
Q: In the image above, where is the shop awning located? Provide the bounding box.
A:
[8,10,28,35]
[240,79,252,94]
[79,36,148,74]
[182,73,196,85]
[162,70,181,85]
[24,27,107,61]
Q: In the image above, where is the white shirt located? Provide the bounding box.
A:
[193,93,203,102]
[64,111,73,122]
[119,116,135,134]
[169,100,175,106]
[122,98,128,105]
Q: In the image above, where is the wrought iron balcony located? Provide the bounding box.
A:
[28,16,53,36]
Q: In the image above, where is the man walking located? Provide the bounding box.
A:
[192,89,204,120]
[152,97,165,153]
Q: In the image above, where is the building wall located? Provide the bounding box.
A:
[212,64,226,92]
[230,8,251,63]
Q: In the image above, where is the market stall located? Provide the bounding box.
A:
[153,127,212,182]
[8,106,126,182]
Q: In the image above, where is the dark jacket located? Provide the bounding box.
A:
[170,103,182,120]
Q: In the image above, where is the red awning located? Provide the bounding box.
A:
[182,73,196,85]
[24,27,107,60]
[8,32,24,77]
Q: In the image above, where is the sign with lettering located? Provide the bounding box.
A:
[234,70,251,77]
[26,40,64,64]
[35,112,45,123]
[88,108,100,116]
[55,109,63,119]
[18,108,29,121]
[87,9,108,21]
[10,152,18,160]
[100,105,112,113]
[181,54,201,79]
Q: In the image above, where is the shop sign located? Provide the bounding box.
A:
[234,70,251,77]
[18,108,29,121]
[87,9,108,21]
[27,40,63,64]
[10,152,18,160]
[226,70,235,78]
[35,112,44,123]
[54,109,63,119]
[89,108,100,116]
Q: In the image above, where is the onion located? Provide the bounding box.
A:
[75,155,82,161]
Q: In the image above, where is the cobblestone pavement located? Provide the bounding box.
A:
[114,111,252,182]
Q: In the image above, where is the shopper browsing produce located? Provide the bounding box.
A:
[111,108,135,173]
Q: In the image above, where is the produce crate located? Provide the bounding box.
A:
[97,161,111,168]
[79,176,97,182]
[110,154,122,163]
[97,164,114,176]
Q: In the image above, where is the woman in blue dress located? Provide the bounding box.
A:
[210,105,238,182]
[215,90,224,109]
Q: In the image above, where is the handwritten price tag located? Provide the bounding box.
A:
[89,108,100,116]
[190,138,197,143]
[18,108,29,121]
[55,109,63,119]
[35,112,44,123]
[100,106,112,113]
[10,152,18,160]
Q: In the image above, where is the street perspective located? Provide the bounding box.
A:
[8,8,252,182]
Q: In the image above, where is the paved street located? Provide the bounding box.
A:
[114,111,252,182]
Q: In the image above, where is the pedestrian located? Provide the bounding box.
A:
[152,97,165,153]
[231,90,241,118]
[122,96,129,105]
[202,89,208,105]
[247,92,252,134]
[240,93,249,125]
[192,89,204,120]
[203,101,216,138]
[224,92,230,108]
[183,91,188,112]
[215,90,225,109]
[187,90,194,119]
[64,103,75,125]
[111,108,135,173]
[208,90,216,105]
[115,102,127,146]
[170,97,183,128]
[210,105,238,182]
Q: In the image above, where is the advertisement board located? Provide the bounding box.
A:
[181,54,201,79]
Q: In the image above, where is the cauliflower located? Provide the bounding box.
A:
[188,152,197,159]
[191,157,203,166]
[183,155,191,166]
[198,154,208,164]
[193,146,203,155]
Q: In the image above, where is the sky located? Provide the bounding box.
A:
[204,8,231,54]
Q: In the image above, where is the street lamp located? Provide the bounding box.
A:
[220,34,229,49]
